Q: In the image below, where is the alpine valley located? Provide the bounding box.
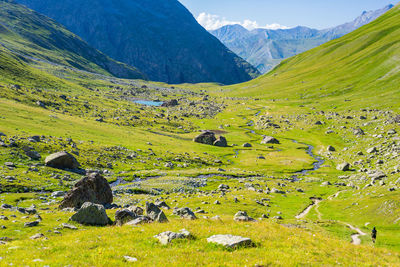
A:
[0,0,399,266]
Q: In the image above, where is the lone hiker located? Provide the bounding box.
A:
[371,227,377,243]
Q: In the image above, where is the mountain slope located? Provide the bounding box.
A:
[0,0,144,79]
[17,0,260,85]
[211,4,394,73]
[227,4,400,108]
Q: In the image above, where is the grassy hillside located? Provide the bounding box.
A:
[223,4,400,109]
[0,1,145,79]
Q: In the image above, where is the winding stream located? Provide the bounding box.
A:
[292,140,325,176]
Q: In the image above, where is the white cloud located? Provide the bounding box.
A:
[196,12,289,31]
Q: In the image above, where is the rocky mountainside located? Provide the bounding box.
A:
[0,0,144,79]
[17,0,259,85]
[211,4,394,73]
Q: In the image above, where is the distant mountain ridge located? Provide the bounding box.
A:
[211,4,394,73]
[17,0,260,85]
[0,0,145,79]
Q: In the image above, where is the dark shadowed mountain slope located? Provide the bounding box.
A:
[17,0,260,84]
[0,0,144,79]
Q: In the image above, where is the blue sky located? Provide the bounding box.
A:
[179,0,398,30]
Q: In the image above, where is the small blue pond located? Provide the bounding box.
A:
[134,100,163,106]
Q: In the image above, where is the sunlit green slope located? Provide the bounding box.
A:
[226,4,400,109]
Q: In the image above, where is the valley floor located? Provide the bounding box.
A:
[0,65,400,266]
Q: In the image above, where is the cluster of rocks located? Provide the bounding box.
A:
[194,131,227,147]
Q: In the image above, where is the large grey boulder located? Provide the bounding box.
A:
[194,131,216,145]
[261,136,280,144]
[115,209,138,226]
[233,211,255,222]
[173,207,197,220]
[45,151,80,169]
[207,235,253,248]
[214,136,228,147]
[70,202,110,226]
[59,172,113,209]
[336,163,350,171]
[154,229,192,245]
[146,202,168,223]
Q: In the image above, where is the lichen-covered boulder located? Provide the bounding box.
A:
[59,172,113,209]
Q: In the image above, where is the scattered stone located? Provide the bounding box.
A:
[70,202,111,226]
[146,202,168,223]
[36,101,45,108]
[243,143,252,147]
[367,147,377,153]
[336,163,350,171]
[0,204,12,210]
[25,150,41,160]
[218,184,230,190]
[154,229,192,245]
[125,216,152,225]
[18,206,37,215]
[124,256,138,263]
[61,223,78,230]
[354,128,365,136]
[0,216,8,221]
[161,99,179,107]
[214,200,221,205]
[234,211,255,222]
[173,207,197,220]
[30,233,47,240]
[59,172,113,209]
[45,151,80,169]
[4,162,15,168]
[327,146,336,152]
[261,136,280,144]
[115,209,138,226]
[24,221,39,227]
[51,191,66,198]
[369,171,386,180]
[155,201,171,210]
[128,206,144,215]
[207,235,253,248]
[271,188,286,194]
